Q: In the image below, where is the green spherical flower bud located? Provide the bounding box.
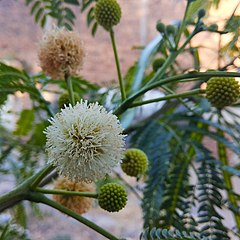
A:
[198,9,206,19]
[206,77,240,109]
[98,183,127,212]
[152,58,165,72]
[166,25,176,35]
[121,148,148,177]
[58,92,80,109]
[95,0,121,31]
[156,21,165,33]
[208,24,218,31]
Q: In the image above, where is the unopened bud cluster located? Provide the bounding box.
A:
[206,77,240,108]
[121,148,148,177]
[95,0,121,31]
[98,183,127,212]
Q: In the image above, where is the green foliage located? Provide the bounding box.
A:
[23,0,99,35]
[222,15,240,57]
[195,144,229,239]
[131,121,175,228]
[0,62,40,103]
[81,0,98,36]
[140,227,206,240]
[0,213,30,240]
[13,109,35,136]
[135,108,240,236]
[23,0,78,29]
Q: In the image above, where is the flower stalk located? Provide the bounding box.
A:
[110,29,126,101]
[35,187,98,198]
[129,89,205,108]
[65,75,75,106]
[30,164,55,189]
[27,192,120,240]
[113,71,240,116]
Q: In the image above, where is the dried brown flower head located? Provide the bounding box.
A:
[53,177,95,214]
[38,28,85,79]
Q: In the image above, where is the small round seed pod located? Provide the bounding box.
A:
[95,0,121,31]
[198,9,206,19]
[208,24,218,31]
[156,21,165,33]
[121,148,148,177]
[166,25,176,35]
[98,183,127,212]
[206,77,240,109]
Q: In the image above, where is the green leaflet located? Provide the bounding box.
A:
[195,143,230,240]
[140,227,207,240]
[186,0,211,21]
[13,109,35,136]
[130,121,174,229]
[0,62,40,101]
[27,121,49,147]
[23,0,77,29]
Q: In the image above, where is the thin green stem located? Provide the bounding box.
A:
[35,187,98,198]
[0,165,54,213]
[113,71,240,116]
[129,89,205,108]
[148,1,200,88]
[30,164,55,189]
[110,29,126,101]
[113,171,142,200]
[0,224,9,240]
[161,85,198,114]
[175,1,191,47]
[147,31,196,86]
[147,51,178,85]
[27,192,120,240]
[65,75,75,105]
[0,187,27,213]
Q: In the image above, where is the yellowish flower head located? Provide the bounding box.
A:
[38,28,85,79]
[45,100,125,182]
[53,177,95,214]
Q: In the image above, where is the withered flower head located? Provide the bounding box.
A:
[38,28,85,79]
[53,177,95,214]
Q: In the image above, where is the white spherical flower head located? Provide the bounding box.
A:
[45,100,125,182]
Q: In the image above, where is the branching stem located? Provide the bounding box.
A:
[113,71,240,116]
[27,192,120,240]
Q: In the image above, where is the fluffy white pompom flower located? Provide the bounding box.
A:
[44,100,125,182]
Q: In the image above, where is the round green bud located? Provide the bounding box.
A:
[58,92,80,109]
[206,77,240,109]
[156,21,165,33]
[208,24,218,31]
[198,9,206,19]
[98,183,127,212]
[166,25,176,35]
[95,0,121,31]
[121,148,148,177]
[152,58,165,72]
